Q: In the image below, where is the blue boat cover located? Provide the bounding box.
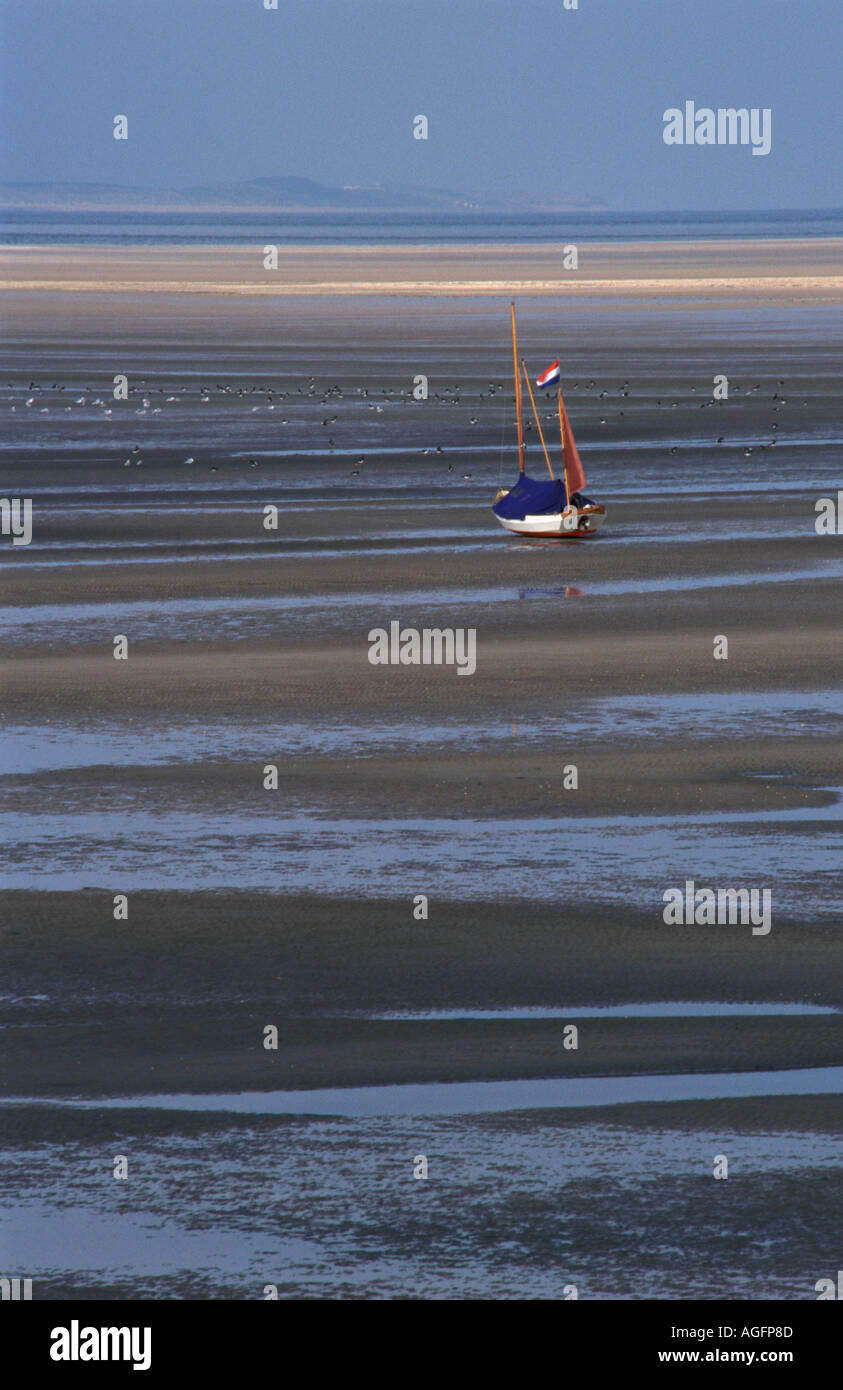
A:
[493,472,567,519]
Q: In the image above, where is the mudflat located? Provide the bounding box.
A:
[1,238,840,1298]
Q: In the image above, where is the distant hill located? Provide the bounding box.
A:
[0,176,603,214]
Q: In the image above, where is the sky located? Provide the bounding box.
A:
[1,0,840,210]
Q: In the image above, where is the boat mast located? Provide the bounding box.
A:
[510,302,525,472]
[557,385,571,503]
[522,362,554,479]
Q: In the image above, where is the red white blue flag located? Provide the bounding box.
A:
[536,360,560,390]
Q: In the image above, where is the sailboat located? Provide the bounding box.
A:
[492,303,606,538]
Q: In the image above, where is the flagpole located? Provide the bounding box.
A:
[557,385,571,505]
[522,362,554,479]
[510,302,525,473]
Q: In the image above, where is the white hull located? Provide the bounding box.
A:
[496,504,606,538]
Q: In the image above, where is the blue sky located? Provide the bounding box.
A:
[1,0,840,209]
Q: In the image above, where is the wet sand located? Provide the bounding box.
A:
[4,890,843,1098]
[1,240,841,1297]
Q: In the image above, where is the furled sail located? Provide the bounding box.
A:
[560,397,587,496]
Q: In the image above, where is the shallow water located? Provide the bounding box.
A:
[3,689,840,774]
[2,517,827,573]
[17,1063,843,1117]
[2,1115,840,1298]
[4,563,840,648]
[375,1002,840,1021]
[9,1064,843,1118]
[1,796,838,919]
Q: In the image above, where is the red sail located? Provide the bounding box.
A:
[561,398,587,497]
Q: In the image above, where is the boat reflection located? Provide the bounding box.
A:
[518,585,585,599]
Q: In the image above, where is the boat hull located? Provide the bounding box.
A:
[495,504,606,538]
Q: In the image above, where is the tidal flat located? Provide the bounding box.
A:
[1,241,841,1297]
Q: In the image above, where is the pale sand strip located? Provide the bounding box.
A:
[4,275,842,298]
[2,240,841,302]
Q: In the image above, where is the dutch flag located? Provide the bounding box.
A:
[536,360,560,390]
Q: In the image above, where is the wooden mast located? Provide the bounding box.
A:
[510,302,525,472]
[557,385,571,504]
[522,362,554,479]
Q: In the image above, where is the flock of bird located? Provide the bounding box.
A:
[6,375,793,473]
